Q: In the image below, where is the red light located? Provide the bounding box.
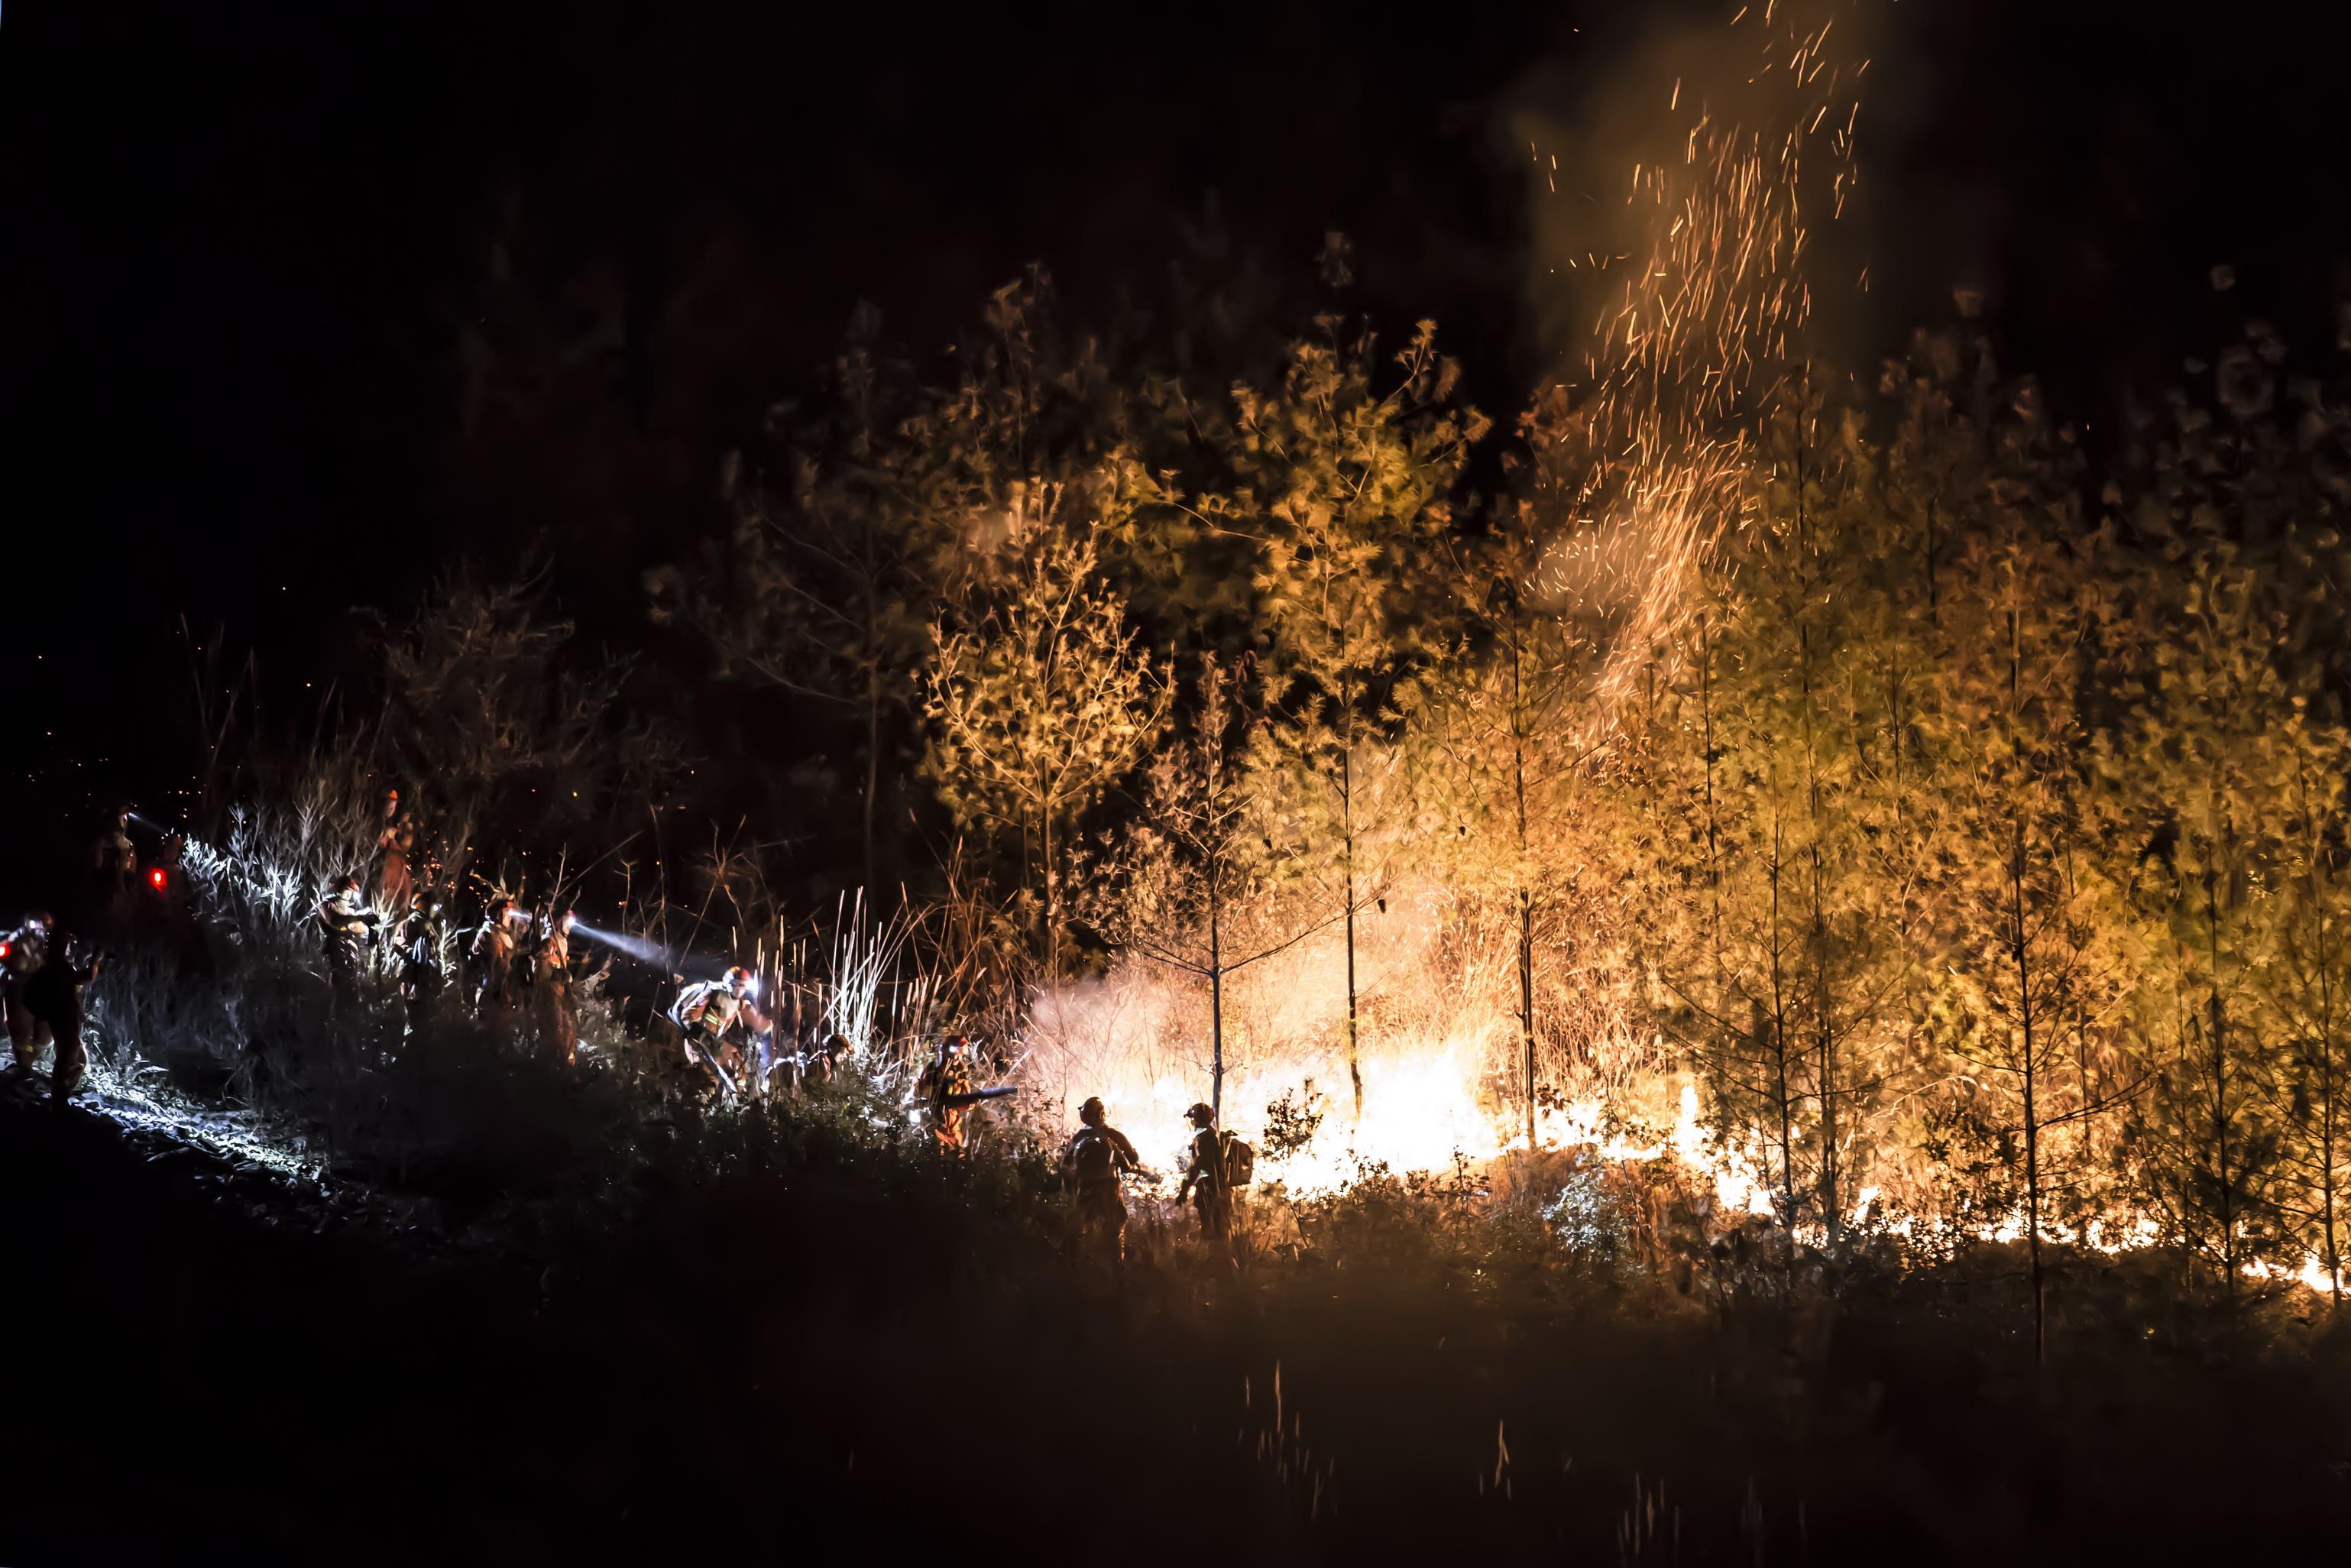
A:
[149,867,168,889]
[0,942,10,959]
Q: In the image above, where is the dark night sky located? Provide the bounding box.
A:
[5,0,2350,882]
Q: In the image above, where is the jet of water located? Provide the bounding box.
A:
[567,918,679,970]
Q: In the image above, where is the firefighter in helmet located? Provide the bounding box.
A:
[376,789,416,912]
[1175,1101,1234,1246]
[89,805,137,935]
[1063,1096,1144,1261]
[470,898,532,1018]
[2,912,56,1080]
[533,907,591,1064]
[669,966,757,1096]
[316,874,380,996]
[914,1035,980,1153]
[806,1032,850,1089]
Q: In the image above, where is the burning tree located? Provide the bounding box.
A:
[654,273,1167,917]
[2171,329,2351,1311]
[2110,334,2351,1310]
[1642,387,1918,1246]
[1231,315,1485,1121]
[1833,338,2144,1354]
[1430,523,1608,1154]
[2258,706,2351,1310]
[1927,515,2132,1363]
[2120,551,2296,1311]
[1084,659,1338,1117]
[925,532,1169,983]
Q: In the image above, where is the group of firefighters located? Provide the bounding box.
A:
[10,795,1258,1259]
[1059,1095,1253,1261]
[330,842,1256,1259]
[320,792,789,1090]
[664,962,846,1099]
[342,789,1260,1258]
[316,854,597,1068]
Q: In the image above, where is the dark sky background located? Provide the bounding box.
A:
[5,0,2349,889]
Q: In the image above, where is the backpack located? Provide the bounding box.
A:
[1,927,42,977]
[669,981,717,1032]
[1219,1130,1254,1189]
[1070,1126,1117,1182]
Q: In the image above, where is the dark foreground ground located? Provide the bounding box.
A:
[7,1089,2351,1566]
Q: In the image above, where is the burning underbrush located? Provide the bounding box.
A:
[55,786,2339,1320]
[34,615,2343,1382]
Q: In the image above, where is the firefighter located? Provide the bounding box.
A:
[24,933,103,1101]
[90,805,137,934]
[1064,1096,1143,1261]
[532,907,586,1064]
[316,874,380,996]
[2,912,56,1078]
[774,1029,846,1097]
[807,1032,850,1088]
[1174,1102,1233,1246]
[915,1035,976,1153]
[470,898,531,1016]
[376,789,416,912]
[669,966,756,1096]
[91,807,135,886]
[396,894,449,1025]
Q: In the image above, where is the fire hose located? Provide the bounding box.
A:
[935,1085,1019,1110]
[683,1031,742,1098]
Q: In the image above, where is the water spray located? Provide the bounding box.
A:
[567,918,675,970]
[569,920,756,997]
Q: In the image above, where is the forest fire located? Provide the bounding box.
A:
[996,3,1867,1216]
[19,0,2351,1556]
[44,2,2336,1316]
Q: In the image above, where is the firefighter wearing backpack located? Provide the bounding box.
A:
[670,967,756,1095]
[1176,1101,1253,1245]
[915,1035,977,1152]
[1064,1097,1143,1259]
